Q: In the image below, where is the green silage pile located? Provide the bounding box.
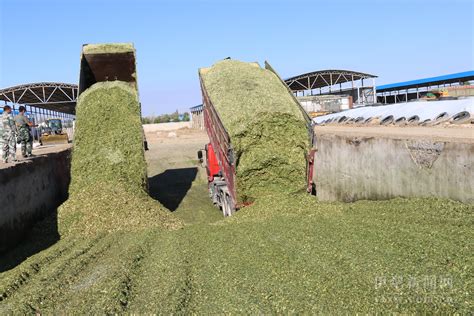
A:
[58,81,181,236]
[82,43,135,54]
[201,60,309,202]
[2,128,473,313]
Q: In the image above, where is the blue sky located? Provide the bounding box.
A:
[0,0,473,115]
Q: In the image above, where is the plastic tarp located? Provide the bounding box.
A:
[313,98,474,124]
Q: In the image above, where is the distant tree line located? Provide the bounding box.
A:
[142,110,190,124]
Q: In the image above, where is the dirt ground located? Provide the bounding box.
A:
[145,127,222,224]
[0,143,71,170]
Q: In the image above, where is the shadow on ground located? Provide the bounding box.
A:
[0,211,59,273]
[148,167,198,212]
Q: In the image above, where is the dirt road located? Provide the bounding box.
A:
[0,143,71,170]
[145,127,222,224]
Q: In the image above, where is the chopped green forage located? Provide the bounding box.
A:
[201,60,310,202]
[58,82,182,236]
[82,43,135,55]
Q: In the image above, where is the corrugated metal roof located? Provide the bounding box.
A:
[285,69,377,92]
[190,104,203,112]
[377,71,474,92]
[0,82,77,114]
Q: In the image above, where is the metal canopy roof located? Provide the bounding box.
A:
[190,104,203,112]
[0,82,78,114]
[285,69,377,92]
[377,70,474,92]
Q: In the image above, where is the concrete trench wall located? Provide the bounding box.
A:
[313,134,473,203]
[0,149,71,252]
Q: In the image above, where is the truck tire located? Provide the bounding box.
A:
[218,190,227,216]
[223,194,234,217]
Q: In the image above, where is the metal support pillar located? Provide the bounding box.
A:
[372,78,376,104]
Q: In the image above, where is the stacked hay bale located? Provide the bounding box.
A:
[200,60,310,202]
[59,44,181,236]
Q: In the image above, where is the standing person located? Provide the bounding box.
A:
[0,108,4,159]
[15,106,34,158]
[1,105,18,163]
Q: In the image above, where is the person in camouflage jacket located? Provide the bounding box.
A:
[1,105,18,163]
[0,109,3,159]
[15,106,34,158]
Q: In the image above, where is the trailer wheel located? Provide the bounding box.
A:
[223,194,235,217]
[210,185,218,205]
[219,190,227,216]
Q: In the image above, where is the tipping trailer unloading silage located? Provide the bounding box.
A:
[79,43,138,94]
[58,42,178,236]
[198,60,315,216]
[78,43,149,151]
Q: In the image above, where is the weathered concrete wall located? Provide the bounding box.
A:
[0,149,71,252]
[313,133,473,203]
[143,122,191,133]
[298,95,352,113]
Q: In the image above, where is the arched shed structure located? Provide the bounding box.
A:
[0,82,77,115]
[285,69,377,92]
[284,69,378,109]
[0,82,77,141]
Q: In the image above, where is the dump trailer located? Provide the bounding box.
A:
[79,43,138,94]
[78,43,148,151]
[198,60,315,216]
